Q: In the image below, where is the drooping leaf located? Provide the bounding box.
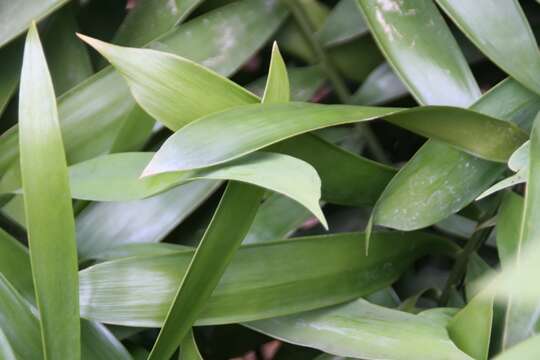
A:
[0,0,69,48]
[18,24,80,359]
[278,134,396,206]
[373,79,540,230]
[64,151,325,226]
[143,102,525,175]
[436,0,540,96]
[0,327,16,360]
[246,299,471,360]
[79,232,456,327]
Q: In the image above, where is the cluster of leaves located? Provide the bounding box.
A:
[2,0,540,359]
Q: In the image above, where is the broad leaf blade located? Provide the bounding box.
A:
[357,0,480,106]
[78,34,259,131]
[18,24,80,359]
[436,0,540,96]
[0,0,69,47]
[143,103,525,174]
[79,232,456,327]
[503,112,540,347]
[67,151,326,226]
[448,290,494,360]
[374,79,540,230]
[246,299,471,360]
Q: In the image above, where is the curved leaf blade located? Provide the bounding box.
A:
[143,103,525,174]
[67,151,325,226]
[247,299,471,360]
[78,34,259,131]
[436,0,540,96]
[19,24,80,359]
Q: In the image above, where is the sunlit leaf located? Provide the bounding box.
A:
[18,24,80,358]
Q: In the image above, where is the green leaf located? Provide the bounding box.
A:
[79,231,456,327]
[143,102,525,175]
[43,4,93,95]
[113,0,205,47]
[357,0,480,107]
[278,134,396,206]
[0,217,132,359]
[448,290,494,360]
[494,334,540,360]
[0,327,17,360]
[243,193,312,244]
[65,151,325,226]
[78,34,259,131]
[0,41,22,116]
[502,112,540,348]
[0,0,288,172]
[436,0,540,96]
[246,299,471,360]
[248,65,325,102]
[0,0,69,48]
[179,330,203,360]
[76,180,220,262]
[18,24,80,359]
[351,63,407,105]
[147,183,265,359]
[373,79,540,230]
[147,45,291,359]
[0,274,43,359]
[496,192,524,271]
[317,0,368,46]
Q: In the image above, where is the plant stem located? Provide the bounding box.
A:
[283,0,389,164]
[439,199,501,305]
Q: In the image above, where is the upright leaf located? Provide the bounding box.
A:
[503,113,540,348]
[436,0,540,96]
[147,43,292,359]
[494,334,540,360]
[448,290,494,360]
[18,24,79,359]
[179,330,203,360]
[357,0,480,106]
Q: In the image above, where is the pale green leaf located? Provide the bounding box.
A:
[18,24,80,359]
[247,299,471,360]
